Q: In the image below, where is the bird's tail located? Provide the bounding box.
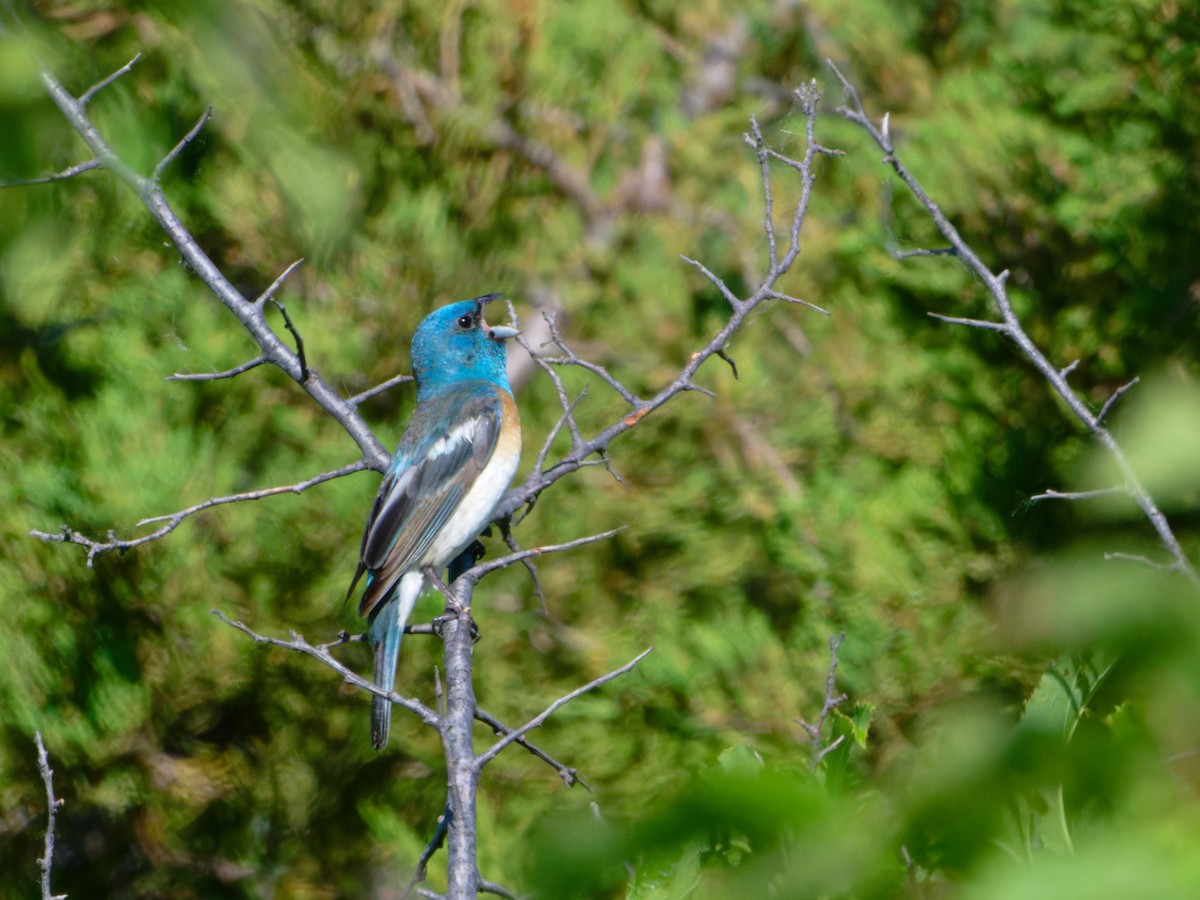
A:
[368,572,423,750]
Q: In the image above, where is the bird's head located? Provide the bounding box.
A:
[411,293,518,397]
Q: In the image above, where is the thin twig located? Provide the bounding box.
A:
[349,372,414,407]
[895,247,956,260]
[473,706,588,789]
[34,61,389,479]
[254,258,306,307]
[474,647,653,771]
[166,355,265,382]
[35,732,67,900]
[0,158,102,187]
[1029,487,1128,503]
[796,632,849,766]
[1097,376,1140,423]
[211,610,440,726]
[29,461,370,567]
[152,106,212,182]
[78,53,142,106]
[927,312,1008,332]
[266,298,308,382]
[462,529,624,584]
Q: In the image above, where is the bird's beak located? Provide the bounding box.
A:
[473,292,518,340]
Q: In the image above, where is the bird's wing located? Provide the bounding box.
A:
[349,386,502,619]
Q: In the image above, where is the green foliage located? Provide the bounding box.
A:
[2,0,1199,897]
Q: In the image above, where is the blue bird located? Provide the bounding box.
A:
[347,294,521,750]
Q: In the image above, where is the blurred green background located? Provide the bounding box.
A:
[3,1,1200,897]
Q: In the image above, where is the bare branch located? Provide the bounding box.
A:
[830,58,1196,582]
[78,53,142,107]
[29,461,369,566]
[478,879,519,898]
[473,706,588,789]
[152,106,211,182]
[349,372,414,407]
[927,312,1009,333]
[474,647,653,771]
[166,355,265,382]
[0,158,102,187]
[211,610,440,727]
[895,247,956,260]
[765,289,831,316]
[35,733,67,900]
[796,632,849,767]
[462,529,623,583]
[532,316,645,409]
[681,254,743,310]
[1103,552,1180,572]
[746,116,778,272]
[406,805,451,899]
[1030,487,1128,503]
[254,258,306,308]
[1097,376,1140,423]
[496,88,836,520]
[33,62,389,470]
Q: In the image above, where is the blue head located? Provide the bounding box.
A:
[411,294,517,399]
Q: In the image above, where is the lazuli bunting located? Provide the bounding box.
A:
[347,294,521,750]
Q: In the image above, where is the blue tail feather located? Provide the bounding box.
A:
[368,572,423,750]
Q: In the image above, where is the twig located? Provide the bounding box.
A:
[349,372,414,407]
[253,258,306,307]
[1029,487,1127,503]
[266,298,309,382]
[152,106,211,182]
[29,461,369,566]
[405,805,452,899]
[1103,552,1177,571]
[796,632,849,766]
[474,647,653,771]
[895,247,956,260]
[166,355,265,382]
[829,58,1196,583]
[34,732,67,900]
[0,158,102,187]
[211,610,440,727]
[473,707,588,789]
[462,528,624,584]
[78,52,142,106]
[1097,376,1140,423]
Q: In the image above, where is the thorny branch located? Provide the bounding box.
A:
[828,59,1196,582]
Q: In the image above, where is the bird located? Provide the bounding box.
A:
[346,293,521,750]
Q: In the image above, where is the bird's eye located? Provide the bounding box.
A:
[457,314,474,329]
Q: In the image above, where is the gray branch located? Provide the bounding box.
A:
[829,59,1196,583]
[35,732,67,900]
[29,461,369,567]
[495,80,839,521]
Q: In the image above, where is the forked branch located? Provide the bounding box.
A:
[829,59,1195,582]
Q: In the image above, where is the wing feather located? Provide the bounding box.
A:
[352,387,502,618]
